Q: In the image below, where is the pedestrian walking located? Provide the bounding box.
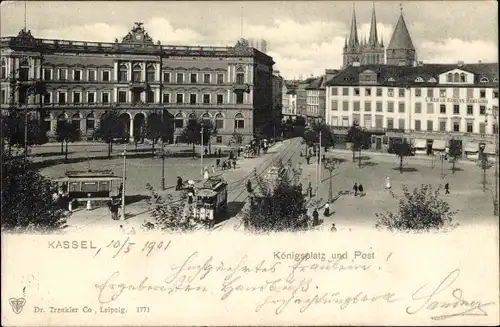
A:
[246,179,253,193]
[216,158,221,167]
[308,182,313,198]
[306,156,310,165]
[330,223,337,232]
[323,203,330,217]
[188,192,194,204]
[204,169,209,180]
[217,148,222,157]
[211,165,216,174]
[232,159,237,169]
[358,184,364,196]
[385,177,391,189]
[204,148,208,156]
[222,160,227,170]
[445,182,450,194]
[312,209,319,226]
[353,182,359,196]
[176,176,183,191]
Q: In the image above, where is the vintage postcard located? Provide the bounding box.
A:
[1,0,499,325]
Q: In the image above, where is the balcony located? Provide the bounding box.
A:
[128,81,150,91]
[232,83,250,93]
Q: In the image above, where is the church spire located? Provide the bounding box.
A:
[347,3,359,48]
[387,5,415,51]
[368,2,379,47]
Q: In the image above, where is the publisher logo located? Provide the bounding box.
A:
[9,298,26,314]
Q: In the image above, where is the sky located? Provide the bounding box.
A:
[1,1,498,79]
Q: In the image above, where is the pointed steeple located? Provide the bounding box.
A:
[380,35,384,47]
[368,2,379,47]
[387,6,415,50]
[344,34,348,48]
[347,3,359,48]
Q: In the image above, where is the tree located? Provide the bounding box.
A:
[477,153,493,192]
[448,140,462,174]
[145,183,207,231]
[178,120,217,158]
[55,120,82,160]
[1,152,68,232]
[243,160,311,232]
[145,113,164,156]
[347,123,365,167]
[230,131,244,147]
[393,140,413,173]
[2,113,48,155]
[93,110,124,158]
[375,184,458,232]
[302,120,335,155]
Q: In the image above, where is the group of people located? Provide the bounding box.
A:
[215,158,237,171]
[353,182,365,196]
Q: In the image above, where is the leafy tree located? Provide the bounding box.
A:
[145,183,207,232]
[93,110,125,158]
[346,123,365,167]
[477,153,493,192]
[375,184,458,232]
[145,113,164,156]
[243,160,310,232]
[178,120,217,157]
[1,152,68,232]
[448,140,462,174]
[2,113,48,155]
[302,120,335,155]
[230,131,244,147]
[393,140,413,173]
[55,120,81,160]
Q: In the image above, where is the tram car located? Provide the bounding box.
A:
[194,176,228,225]
[54,170,122,203]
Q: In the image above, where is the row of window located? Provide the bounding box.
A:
[331,87,498,99]
[173,114,245,130]
[330,116,499,134]
[331,100,495,115]
[10,90,245,105]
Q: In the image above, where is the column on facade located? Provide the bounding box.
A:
[80,116,86,136]
[129,115,134,140]
[114,88,118,103]
[113,62,118,81]
[155,62,160,82]
[127,62,132,82]
[155,87,160,103]
[227,89,231,104]
[227,65,232,83]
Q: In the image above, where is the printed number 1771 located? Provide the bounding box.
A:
[137,307,150,313]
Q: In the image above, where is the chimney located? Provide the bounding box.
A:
[457,61,464,67]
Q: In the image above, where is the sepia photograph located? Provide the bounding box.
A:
[1,0,499,325]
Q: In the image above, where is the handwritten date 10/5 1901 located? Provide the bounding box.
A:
[47,239,171,258]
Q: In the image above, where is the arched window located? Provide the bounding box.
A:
[236,66,245,84]
[388,77,395,82]
[86,112,95,130]
[43,112,52,132]
[428,77,437,83]
[201,112,211,125]
[57,113,67,121]
[215,113,224,129]
[118,64,128,82]
[415,77,424,83]
[453,73,459,83]
[71,113,81,130]
[460,73,466,82]
[132,64,142,82]
[174,113,184,129]
[0,58,6,79]
[447,73,453,82]
[146,64,155,82]
[234,113,244,129]
[493,77,498,83]
[480,77,489,83]
[188,112,197,125]
[19,58,30,81]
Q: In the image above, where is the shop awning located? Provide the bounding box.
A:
[484,143,497,155]
[432,140,446,150]
[464,143,479,153]
[413,138,427,148]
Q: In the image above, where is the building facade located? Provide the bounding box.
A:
[282,80,298,120]
[0,24,275,144]
[271,70,283,136]
[305,75,325,122]
[325,63,499,155]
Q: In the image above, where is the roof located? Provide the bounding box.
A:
[325,63,499,87]
[387,13,415,50]
[305,76,325,90]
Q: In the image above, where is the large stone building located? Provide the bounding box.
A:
[0,23,275,144]
[325,63,499,155]
[282,80,299,120]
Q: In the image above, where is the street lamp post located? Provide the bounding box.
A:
[200,124,204,176]
[323,158,336,202]
[440,152,445,179]
[161,149,166,191]
[121,145,127,220]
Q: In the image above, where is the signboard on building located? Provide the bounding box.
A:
[425,97,488,104]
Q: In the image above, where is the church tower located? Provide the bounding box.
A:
[361,3,385,65]
[342,4,361,68]
[386,6,417,66]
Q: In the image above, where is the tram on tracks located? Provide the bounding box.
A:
[54,170,122,203]
[194,176,228,226]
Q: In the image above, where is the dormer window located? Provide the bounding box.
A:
[388,77,395,82]
[415,77,424,83]
[428,77,437,83]
[493,77,498,83]
[480,77,489,83]
[447,73,452,82]
[460,73,466,82]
